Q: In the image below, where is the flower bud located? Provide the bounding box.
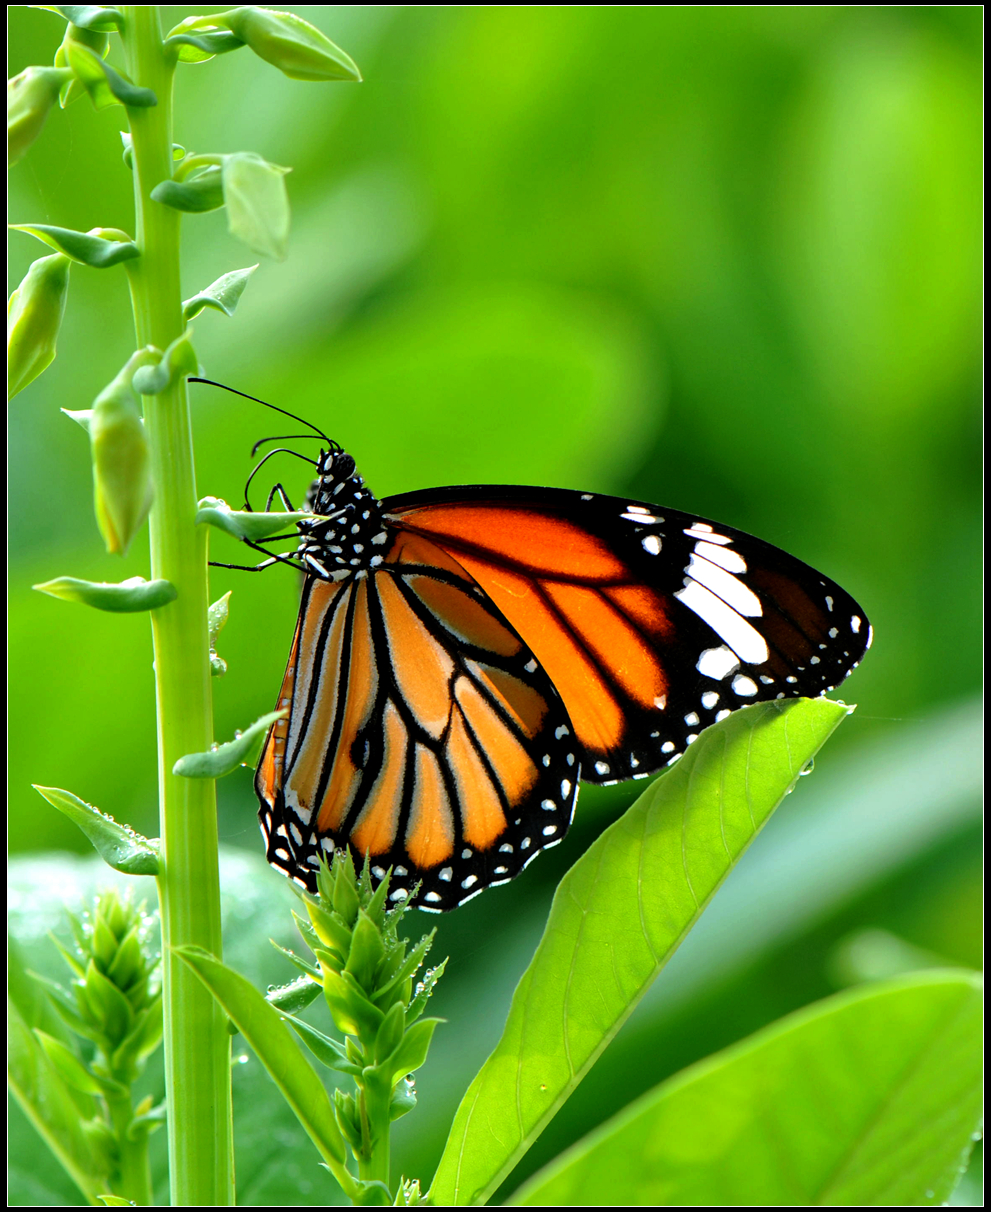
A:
[7,252,71,400]
[7,65,69,163]
[222,151,291,260]
[53,19,111,106]
[221,7,361,82]
[89,355,154,555]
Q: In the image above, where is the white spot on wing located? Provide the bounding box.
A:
[697,644,740,680]
[686,554,762,616]
[677,582,769,664]
[642,535,662,555]
[732,675,758,697]
[694,541,747,573]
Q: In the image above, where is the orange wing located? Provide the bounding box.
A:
[255,532,580,911]
[383,488,872,785]
[385,501,674,768]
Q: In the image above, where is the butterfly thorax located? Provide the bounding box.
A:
[295,448,391,579]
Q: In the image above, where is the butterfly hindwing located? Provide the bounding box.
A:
[255,531,580,910]
[383,486,872,784]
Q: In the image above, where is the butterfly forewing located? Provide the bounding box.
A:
[384,486,872,785]
[255,530,580,910]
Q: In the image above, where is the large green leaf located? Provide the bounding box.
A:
[510,971,983,1206]
[173,945,347,1173]
[430,697,850,1206]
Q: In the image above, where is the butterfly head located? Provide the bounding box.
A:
[296,446,389,577]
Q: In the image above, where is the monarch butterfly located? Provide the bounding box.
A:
[201,382,872,913]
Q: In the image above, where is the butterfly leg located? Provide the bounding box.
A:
[210,537,305,573]
[265,482,297,512]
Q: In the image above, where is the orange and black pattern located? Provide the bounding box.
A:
[256,530,580,910]
[255,450,871,911]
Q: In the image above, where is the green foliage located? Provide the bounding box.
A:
[11,223,139,267]
[7,65,72,163]
[8,889,164,1205]
[511,972,983,1207]
[182,265,257,321]
[88,352,155,555]
[172,708,286,778]
[32,574,177,612]
[33,786,159,875]
[7,252,70,398]
[432,698,849,1205]
[6,6,983,1208]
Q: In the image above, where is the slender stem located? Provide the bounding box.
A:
[357,1072,392,1189]
[106,1094,153,1207]
[118,8,234,1205]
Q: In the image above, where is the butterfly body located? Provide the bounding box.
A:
[255,449,872,912]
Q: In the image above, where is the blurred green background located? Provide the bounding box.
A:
[8,5,982,1205]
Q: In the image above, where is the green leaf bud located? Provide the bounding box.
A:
[130,329,199,395]
[172,708,287,778]
[164,14,246,63]
[83,959,134,1046]
[390,1076,417,1121]
[52,18,110,107]
[281,1012,359,1073]
[49,931,86,979]
[329,853,361,927]
[7,65,72,163]
[182,265,257,322]
[126,1098,166,1141]
[33,575,177,614]
[11,222,139,267]
[152,165,225,213]
[382,1017,440,1086]
[33,1029,105,1094]
[208,591,231,641]
[195,495,316,541]
[320,967,384,1039]
[406,958,447,1023]
[220,7,362,82]
[303,900,351,961]
[64,40,156,109]
[113,998,163,1070]
[100,889,131,940]
[36,6,124,33]
[345,911,386,992]
[333,1089,363,1151]
[91,914,118,970]
[106,925,144,991]
[7,252,70,399]
[222,151,291,260]
[208,590,232,677]
[265,974,323,1017]
[373,1001,405,1064]
[292,908,324,954]
[90,355,154,555]
[268,939,323,981]
[33,786,160,875]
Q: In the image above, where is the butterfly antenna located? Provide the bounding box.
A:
[189,376,336,446]
[244,447,320,511]
[250,433,327,457]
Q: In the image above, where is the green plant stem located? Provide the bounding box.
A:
[358,1075,391,1189]
[107,1094,153,1207]
[118,7,234,1205]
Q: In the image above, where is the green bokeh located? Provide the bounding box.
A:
[8,5,982,1205]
